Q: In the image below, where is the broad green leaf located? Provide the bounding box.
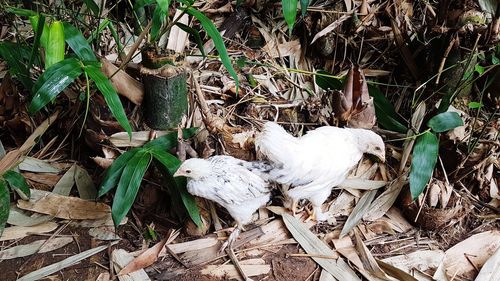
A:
[300,0,309,17]
[144,128,198,150]
[29,15,49,49]
[474,64,485,75]
[427,112,464,133]
[0,42,32,89]
[175,22,205,57]
[151,0,171,40]
[0,179,9,236]
[3,170,30,200]
[28,15,46,69]
[46,21,65,68]
[282,0,298,33]
[315,70,343,90]
[98,148,141,197]
[82,0,100,15]
[151,149,202,228]
[409,132,439,199]
[6,7,38,16]
[368,85,408,133]
[29,58,83,114]
[185,7,239,92]
[63,23,97,61]
[112,150,152,226]
[84,63,132,137]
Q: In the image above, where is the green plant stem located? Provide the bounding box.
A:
[385,129,432,143]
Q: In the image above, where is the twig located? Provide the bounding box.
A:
[226,246,252,281]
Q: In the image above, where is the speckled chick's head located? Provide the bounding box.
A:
[173,158,212,180]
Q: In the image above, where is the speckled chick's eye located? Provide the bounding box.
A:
[185,170,192,174]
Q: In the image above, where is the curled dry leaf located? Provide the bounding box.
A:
[332,66,376,129]
[433,230,500,280]
[0,222,58,241]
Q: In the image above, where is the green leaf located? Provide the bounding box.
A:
[0,179,9,236]
[29,15,50,49]
[28,15,46,69]
[144,128,198,150]
[185,7,239,92]
[84,63,132,137]
[0,42,32,89]
[151,149,202,228]
[409,132,439,200]
[111,150,152,226]
[3,170,30,200]
[427,112,464,133]
[63,23,97,61]
[6,7,38,17]
[46,21,65,68]
[492,55,500,65]
[282,0,298,33]
[300,0,309,17]
[29,58,83,114]
[83,0,100,15]
[468,101,483,109]
[175,22,205,57]
[98,147,141,197]
[315,70,343,90]
[151,0,171,41]
[474,64,485,75]
[368,85,408,133]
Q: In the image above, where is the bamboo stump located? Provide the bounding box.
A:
[140,64,187,130]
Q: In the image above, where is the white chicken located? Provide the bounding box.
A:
[255,122,385,221]
[173,155,272,251]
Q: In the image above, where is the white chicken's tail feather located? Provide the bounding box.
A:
[255,122,298,166]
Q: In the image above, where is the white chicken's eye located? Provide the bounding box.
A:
[186,170,192,174]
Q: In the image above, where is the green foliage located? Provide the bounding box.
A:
[300,0,310,17]
[184,6,239,92]
[3,170,30,200]
[409,132,439,200]
[282,0,298,33]
[314,70,343,90]
[468,101,483,109]
[0,42,32,88]
[0,179,9,236]
[112,150,152,226]
[151,0,171,40]
[46,21,65,68]
[409,111,463,199]
[174,22,206,56]
[427,112,464,133]
[83,62,133,137]
[29,58,84,114]
[99,130,202,228]
[63,23,97,61]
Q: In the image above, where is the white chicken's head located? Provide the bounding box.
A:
[352,129,386,162]
[173,158,212,180]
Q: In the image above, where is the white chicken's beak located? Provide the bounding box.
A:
[377,152,386,163]
[173,169,183,177]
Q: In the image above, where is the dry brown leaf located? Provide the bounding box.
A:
[166,9,189,53]
[119,238,168,275]
[0,237,73,260]
[0,222,58,241]
[281,214,361,280]
[0,111,59,173]
[74,165,97,200]
[340,189,377,237]
[353,231,391,279]
[382,249,444,275]
[112,249,151,281]
[109,131,170,147]
[475,247,500,281]
[433,230,500,280]
[17,189,111,220]
[263,40,301,58]
[201,259,270,281]
[52,164,76,196]
[363,176,407,222]
[101,58,143,105]
[332,236,364,269]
